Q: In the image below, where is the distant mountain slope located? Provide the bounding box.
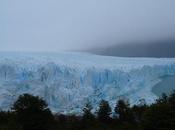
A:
[89,40,175,57]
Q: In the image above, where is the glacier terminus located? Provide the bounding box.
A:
[0,52,175,114]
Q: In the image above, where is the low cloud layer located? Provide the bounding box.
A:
[1,0,175,52]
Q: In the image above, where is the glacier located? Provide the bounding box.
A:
[0,52,175,114]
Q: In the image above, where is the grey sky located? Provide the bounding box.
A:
[1,0,175,52]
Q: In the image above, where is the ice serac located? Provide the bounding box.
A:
[0,52,175,113]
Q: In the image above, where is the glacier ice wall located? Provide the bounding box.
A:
[0,52,175,113]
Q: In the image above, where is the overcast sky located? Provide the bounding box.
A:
[1,0,175,52]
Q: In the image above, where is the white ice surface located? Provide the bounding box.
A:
[0,52,175,113]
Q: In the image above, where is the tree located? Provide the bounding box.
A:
[12,94,54,130]
[142,92,175,130]
[115,99,133,122]
[168,90,175,108]
[142,103,175,130]
[82,102,95,122]
[156,93,168,104]
[132,99,147,123]
[97,100,111,122]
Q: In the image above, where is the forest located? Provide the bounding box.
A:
[0,91,175,130]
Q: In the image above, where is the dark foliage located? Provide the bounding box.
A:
[97,100,112,122]
[115,99,134,123]
[12,94,54,130]
[82,102,95,122]
[0,91,175,130]
[142,92,175,130]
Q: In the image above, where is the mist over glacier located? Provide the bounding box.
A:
[0,52,175,114]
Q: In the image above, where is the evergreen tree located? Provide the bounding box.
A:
[142,91,175,130]
[168,90,175,108]
[142,103,175,130]
[12,94,54,130]
[132,99,147,123]
[82,102,95,122]
[156,93,168,104]
[115,99,133,122]
[97,100,111,122]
